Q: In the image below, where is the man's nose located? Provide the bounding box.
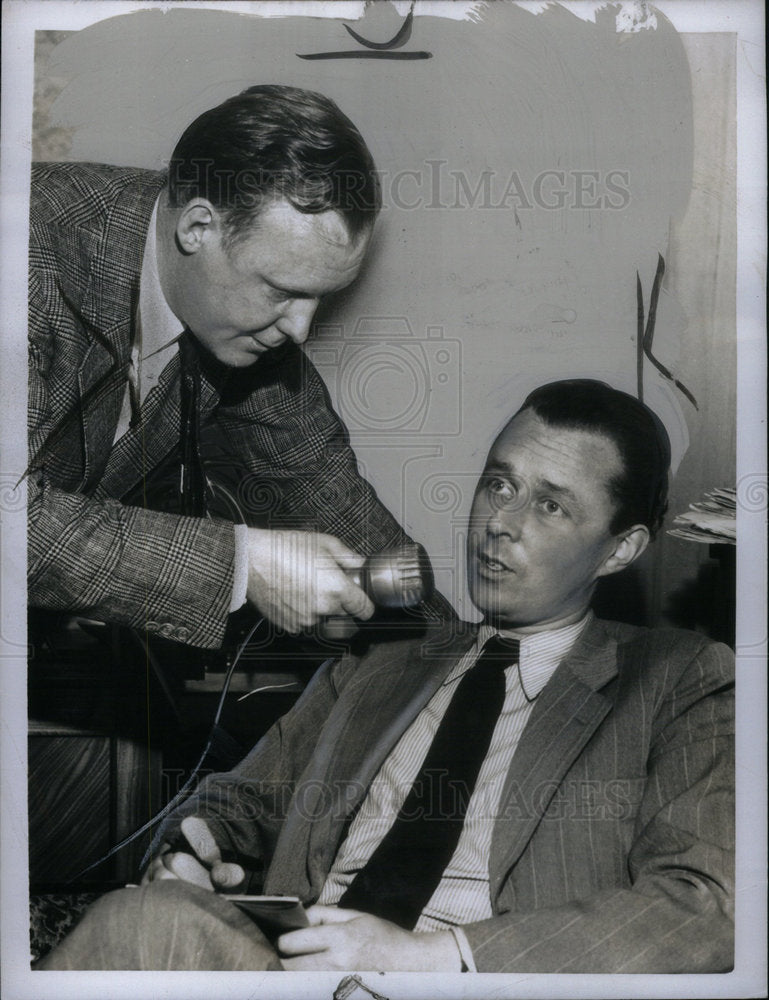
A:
[278,299,319,345]
[485,503,524,541]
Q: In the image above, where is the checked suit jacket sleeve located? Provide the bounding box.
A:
[158,617,734,973]
[27,162,412,649]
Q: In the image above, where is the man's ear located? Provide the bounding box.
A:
[174,200,218,255]
[597,525,650,578]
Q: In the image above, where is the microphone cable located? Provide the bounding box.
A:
[67,615,267,883]
[65,542,435,881]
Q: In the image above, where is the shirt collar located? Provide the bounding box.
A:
[476,611,593,700]
[138,195,184,361]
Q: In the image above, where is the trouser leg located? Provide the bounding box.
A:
[35,881,282,971]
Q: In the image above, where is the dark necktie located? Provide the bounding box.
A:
[178,329,208,517]
[338,634,520,929]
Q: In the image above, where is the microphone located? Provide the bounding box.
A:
[322,542,435,638]
[351,541,435,608]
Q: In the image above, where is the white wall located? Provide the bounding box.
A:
[32,2,736,624]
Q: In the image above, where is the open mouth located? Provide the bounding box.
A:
[477,551,513,574]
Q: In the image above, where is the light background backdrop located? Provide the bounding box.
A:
[29,0,735,625]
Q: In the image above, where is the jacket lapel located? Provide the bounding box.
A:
[488,617,619,904]
[97,345,224,500]
[268,624,479,896]
[75,289,136,493]
[325,625,479,800]
[72,172,166,493]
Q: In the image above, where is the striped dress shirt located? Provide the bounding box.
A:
[318,613,591,936]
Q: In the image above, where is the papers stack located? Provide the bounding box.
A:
[668,487,736,545]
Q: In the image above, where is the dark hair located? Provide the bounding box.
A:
[518,379,670,538]
[167,84,380,244]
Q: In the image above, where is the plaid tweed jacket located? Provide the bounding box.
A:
[27,162,410,648]
[161,615,735,972]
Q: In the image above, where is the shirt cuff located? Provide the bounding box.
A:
[448,926,476,972]
[229,523,249,612]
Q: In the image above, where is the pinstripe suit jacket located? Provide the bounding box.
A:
[162,615,735,972]
[27,162,409,648]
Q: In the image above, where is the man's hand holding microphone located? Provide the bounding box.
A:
[244,530,434,637]
[245,528,374,635]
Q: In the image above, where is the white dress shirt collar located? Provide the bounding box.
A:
[138,195,184,376]
[475,611,593,700]
[113,196,185,442]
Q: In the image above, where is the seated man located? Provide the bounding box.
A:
[38,379,734,973]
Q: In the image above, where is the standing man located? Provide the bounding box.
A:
[28,84,416,648]
[39,380,734,972]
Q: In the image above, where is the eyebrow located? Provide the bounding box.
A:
[539,478,582,507]
[266,279,315,299]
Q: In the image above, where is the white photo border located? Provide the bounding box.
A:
[1,2,765,998]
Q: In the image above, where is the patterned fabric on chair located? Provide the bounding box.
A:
[29,892,102,963]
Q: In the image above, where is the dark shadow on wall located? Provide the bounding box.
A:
[664,545,736,647]
[593,546,736,647]
[592,565,649,627]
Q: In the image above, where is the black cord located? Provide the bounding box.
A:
[67,616,265,883]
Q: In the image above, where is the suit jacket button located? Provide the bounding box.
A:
[159,623,174,638]
[176,627,190,642]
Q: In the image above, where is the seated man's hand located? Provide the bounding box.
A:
[141,816,245,892]
[245,529,375,634]
[277,905,462,972]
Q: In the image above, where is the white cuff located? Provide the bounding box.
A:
[448,926,476,972]
[229,523,249,612]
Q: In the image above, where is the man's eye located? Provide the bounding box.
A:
[486,477,515,501]
[540,498,564,516]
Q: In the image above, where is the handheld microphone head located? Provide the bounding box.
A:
[321,543,435,640]
[359,542,434,609]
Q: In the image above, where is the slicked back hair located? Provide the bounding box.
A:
[517,379,671,538]
[168,84,381,245]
